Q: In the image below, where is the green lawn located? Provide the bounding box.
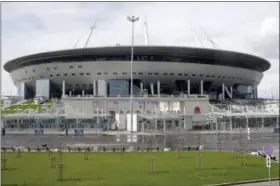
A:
[1,99,52,114]
[1,151,279,186]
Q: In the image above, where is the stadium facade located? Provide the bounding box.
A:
[4,46,270,100]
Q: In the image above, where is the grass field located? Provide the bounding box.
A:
[1,99,52,114]
[1,151,279,186]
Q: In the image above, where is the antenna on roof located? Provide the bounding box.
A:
[188,21,204,48]
[84,15,99,48]
[200,25,220,49]
[143,17,150,46]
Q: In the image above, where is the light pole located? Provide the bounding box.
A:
[127,16,139,132]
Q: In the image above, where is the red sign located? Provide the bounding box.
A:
[194,106,201,114]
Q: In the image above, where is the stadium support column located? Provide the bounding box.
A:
[150,83,154,96]
[157,80,160,97]
[187,80,190,96]
[140,82,143,96]
[183,102,187,130]
[261,117,264,128]
[62,80,65,97]
[246,117,249,128]
[200,80,204,96]
[222,84,225,100]
[163,119,166,132]
[82,90,85,96]
[93,80,96,96]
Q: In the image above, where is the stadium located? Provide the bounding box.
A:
[4,46,270,100]
[2,45,279,133]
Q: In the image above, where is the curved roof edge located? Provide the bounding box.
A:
[4,46,271,73]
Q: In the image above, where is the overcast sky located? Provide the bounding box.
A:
[1,2,279,98]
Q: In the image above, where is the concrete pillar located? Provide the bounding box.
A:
[163,119,166,132]
[187,80,190,96]
[82,90,85,96]
[93,80,96,96]
[69,91,72,96]
[246,117,249,128]
[183,102,186,129]
[157,80,160,97]
[222,84,225,100]
[168,102,171,111]
[140,82,143,95]
[62,80,65,97]
[150,83,154,96]
[142,121,145,132]
[261,117,264,128]
[200,80,204,96]
[229,116,232,131]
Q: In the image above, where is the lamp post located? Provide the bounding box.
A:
[127,16,139,132]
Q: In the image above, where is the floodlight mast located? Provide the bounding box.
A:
[200,25,220,49]
[127,16,139,132]
[188,21,204,48]
[84,17,99,48]
[143,17,150,46]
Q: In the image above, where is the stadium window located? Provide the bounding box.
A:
[76,84,79,86]
[80,73,84,75]
[114,72,118,75]
[200,74,203,77]
[206,75,210,77]
[184,73,188,76]
[69,66,73,69]
[212,75,215,78]
[86,73,90,75]
[89,84,93,86]
[104,72,108,75]
[54,67,57,70]
[148,73,153,75]
[122,72,127,75]
[154,73,159,75]
[40,76,44,78]
[78,65,82,68]
[192,74,196,76]
[64,73,68,76]
[56,74,60,76]
[217,76,221,78]
[170,73,174,75]
[83,84,86,86]
[163,73,168,75]
[46,67,50,71]
[178,73,182,76]
[222,76,226,78]
[49,75,53,77]
[33,69,36,72]
[138,72,143,75]
[132,72,136,75]
[97,72,101,75]
[72,73,75,76]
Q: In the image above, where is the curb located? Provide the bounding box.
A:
[212,178,279,186]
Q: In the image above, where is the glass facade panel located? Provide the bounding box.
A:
[108,80,129,96]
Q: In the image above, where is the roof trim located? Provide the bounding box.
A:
[3,46,271,72]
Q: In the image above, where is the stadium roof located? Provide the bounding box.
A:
[4,46,270,72]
